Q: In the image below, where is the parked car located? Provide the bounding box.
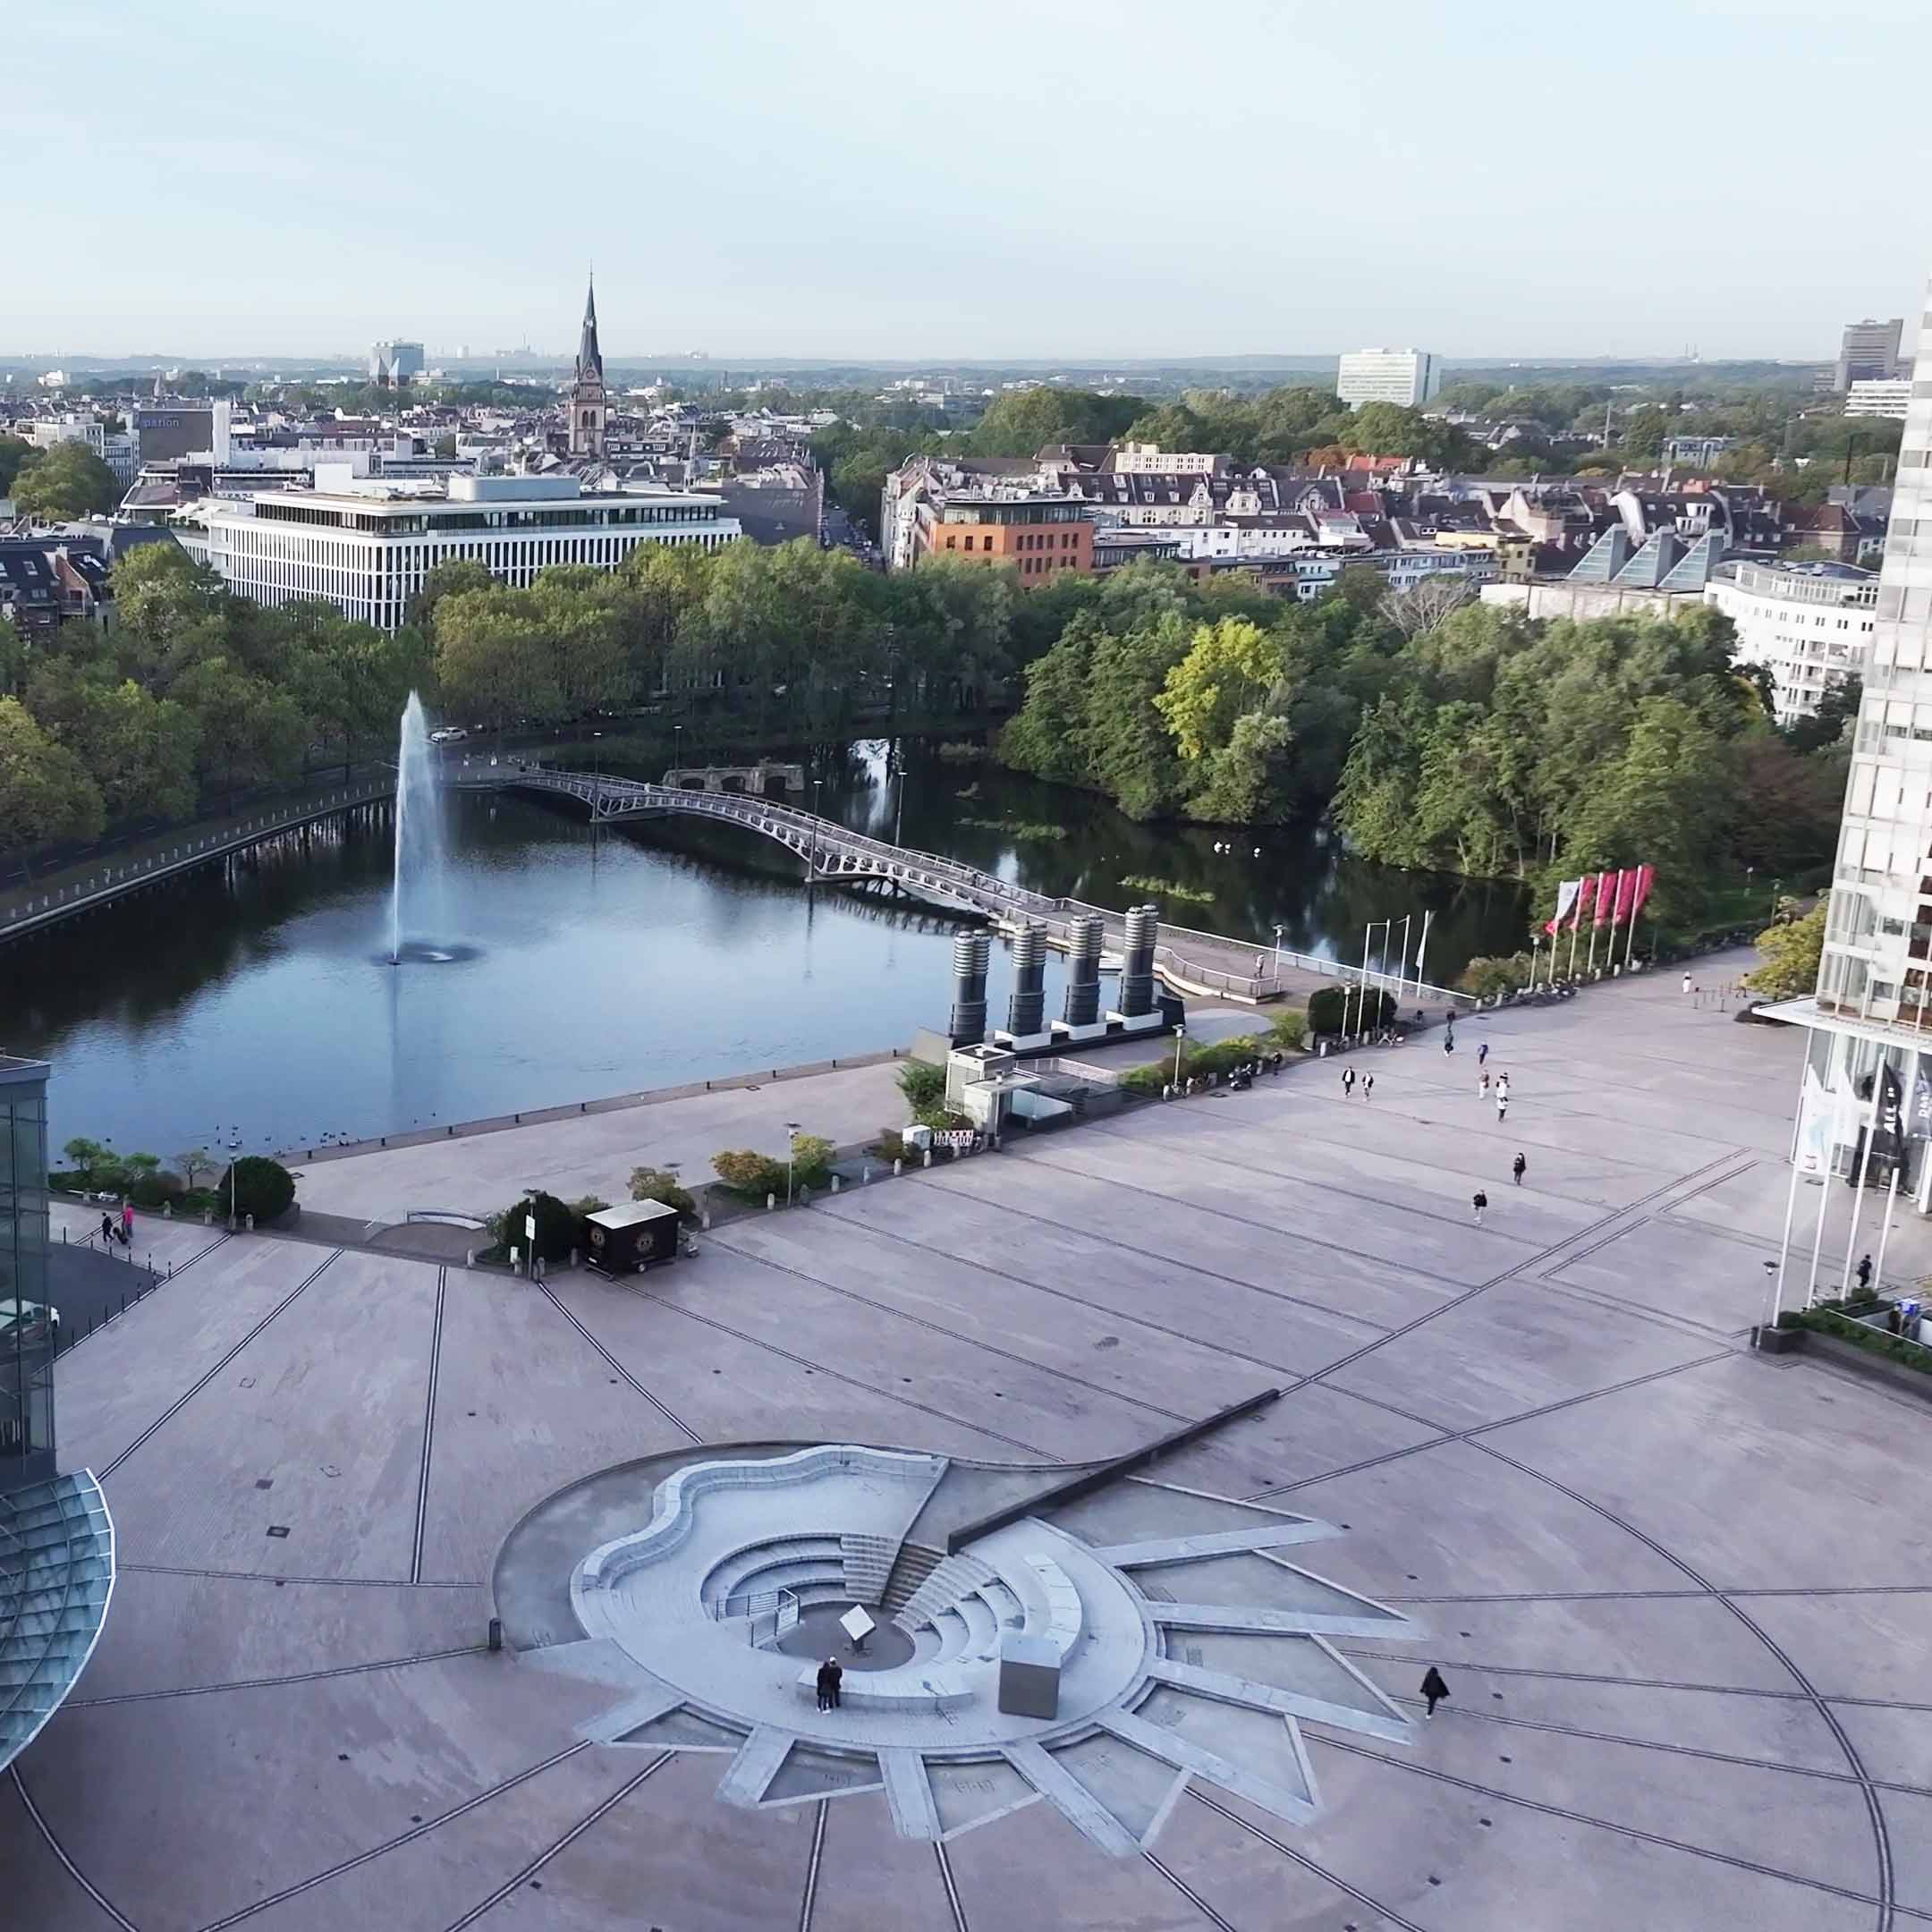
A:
[0,1298,61,1346]
[428,727,468,745]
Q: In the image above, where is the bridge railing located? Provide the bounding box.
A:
[483,767,1474,1008]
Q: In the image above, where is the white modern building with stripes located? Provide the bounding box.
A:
[191,473,740,631]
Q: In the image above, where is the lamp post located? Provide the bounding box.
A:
[785,1121,801,1206]
[1757,1258,1780,1345]
[672,721,683,786]
[1272,924,1284,987]
[809,775,823,891]
[1172,1023,1187,1089]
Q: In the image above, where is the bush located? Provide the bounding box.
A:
[1457,952,1537,998]
[489,1189,577,1263]
[1267,1009,1308,1052]
[1782,1301,1932,1375]
[714,1135,836,1199]
[130,1170,184,1210]
[873,1128,905,1163]
[223,1156,295,1224]
[568,1194,611,1217]
[1307,986,1395,1036]
[628,1167,697,1221]
[897,1062,948,1117]
[1123,1031,1282,1095]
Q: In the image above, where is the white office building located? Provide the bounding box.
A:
[1704,560,1877,727]
[1846,378,1912,420]
[1336,348,1441,410]
[1768,283,1932,1265]
[196,473,740,630]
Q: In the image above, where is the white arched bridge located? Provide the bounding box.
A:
[450,760,1472,1010]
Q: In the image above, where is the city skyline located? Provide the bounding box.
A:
[15,0,1932,361]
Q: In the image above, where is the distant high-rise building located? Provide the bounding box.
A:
[369,339,425,386]
[1336,349,1441,411]
[568,277,608,458]
[1835,317,1902,392]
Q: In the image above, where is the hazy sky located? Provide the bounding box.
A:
[14,0,1931,362]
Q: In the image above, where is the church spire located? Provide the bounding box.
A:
[576,273,603,383]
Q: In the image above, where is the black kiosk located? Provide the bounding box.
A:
[582,1199,682,1276]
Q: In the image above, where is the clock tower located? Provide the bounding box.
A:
[568,275,607,458]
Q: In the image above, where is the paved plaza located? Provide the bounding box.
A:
[10,954,1932,1930]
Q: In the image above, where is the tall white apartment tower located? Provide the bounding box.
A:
[1771,292,1932,1278]
[1335,349,1441,410]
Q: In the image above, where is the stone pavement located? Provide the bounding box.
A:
[10,953,1932,1930]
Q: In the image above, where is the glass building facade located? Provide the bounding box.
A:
[0,1056,54,1488]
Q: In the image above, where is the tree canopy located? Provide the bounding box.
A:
[12,442,121,519]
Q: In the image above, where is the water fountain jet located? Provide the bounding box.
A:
[389,691,449,963]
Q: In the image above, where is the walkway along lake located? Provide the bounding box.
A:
[0,739,1528,1156]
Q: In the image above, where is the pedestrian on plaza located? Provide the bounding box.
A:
[1343,1066,1356,1097]
[1421,1665,1451,1718]
[1496,1097,1508,1123]
[825,1658,843,1709]
[1682,972,1692,996]
[1363,1074,1375,1102]
[1513,1152,1527,1186]
[1472,1191,1487,1225]
[99,1211,113,1247]
[1479,1072,1491,1099]
[121,1200,134,1246]
[816,1660,836,1711]
[1478,1041,1489,1066]
[1857,1253,1874,1292]
[1444,1035,1454,1055]
[1497,1073,1510,1101]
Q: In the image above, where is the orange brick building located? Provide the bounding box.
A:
[921,496,1095,585]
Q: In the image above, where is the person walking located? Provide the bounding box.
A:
[1856,1253,1874,1293]
[1496,1097,1508,1123]
[1478,1041,1488,1066]
[1443,1035,1454,1055]
[1682,971,1692,996]
[120,1200,134,1247]
[825,1658,843,1709]
[815,1660,836,1711]
[99,1210,114,1247]
[1420,1665,1451,1718]
[1471,1190,1487,1225]
[1497,1072,1510,1103]
[1513,1151,1527,1186]
[1479,1072,1491,1100]
[1363,1073,1375,1102]
[1343,1066,1356,1098]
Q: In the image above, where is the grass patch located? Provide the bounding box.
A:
[1118,873,1215,907]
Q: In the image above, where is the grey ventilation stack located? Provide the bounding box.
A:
[1063,915,1104,1028]
[948,932,991,1046]
[1119,905,1159,1018]
[1007,923,1046,1038]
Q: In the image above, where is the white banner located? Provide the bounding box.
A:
[1545,878,1581,936]
[1798,1066,1832,1174]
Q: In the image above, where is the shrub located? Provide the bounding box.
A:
[1267,1009,1308,1052]
[873,1128,905,1164]
[1457,952,1537,998]
[792,1134,835,1189]
[130,1170,183,1210]
[568,1194,611,1218]
[223,1156,295,1224]
[897,1062,948,1117]
[490,1189,577,1263]
[1124,1031,1280,1095]
[1782,1301,1932,1375]
[1307,986,1395,1036]
[714,1135,836,1199]
[628,1167,697,1221]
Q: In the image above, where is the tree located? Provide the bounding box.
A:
[1381,574,1477,641]
[1156,618,1283,762]
[0,435,33,498]
[408,557,493,631]
[174,1148,218,1191]
[1784,676,1860,755]
[968,387,1142,459]
[285,608,418,778]
[1747,902,1825,998]
[0,697,104,874]
[24,665,200,823]
[111,542,230,689]
[221,1155,296,1224]
[628,1167,697,1220]
[12,442,121,519]
[432,588,562,724]
[171,657,306,808]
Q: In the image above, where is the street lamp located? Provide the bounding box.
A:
[1172,1023,1187,1090]
[1272,925,1284,985]
[785,1121,801,1205]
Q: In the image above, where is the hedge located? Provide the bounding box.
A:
[222,1156,295,1224]
[1780,1301,1932,1377]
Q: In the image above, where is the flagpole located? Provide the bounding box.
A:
[1414,908,1432,997]
[1566,897,1582,980]
[1394,913,1412,1009]
[1762,1054,1807,1343]
[1838,1055,1888,1300]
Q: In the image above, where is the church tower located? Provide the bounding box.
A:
[568,275,608,458]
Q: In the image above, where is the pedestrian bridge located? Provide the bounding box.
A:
[450,760,1472,1009]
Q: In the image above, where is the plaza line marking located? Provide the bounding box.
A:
[1188,1788,1429,1932]
[796,1798,827,1932]
[1384,1693,1932,1803]
[411,1266,446,1584]
[1472,1436,1895,1932]
[97,1250,341,1482]
[9,1764,143,1931]
[1317,1733,1923,1922]
[442,1752,673,1932]
[119,1561,479,1589]
[67,1643,487,1707]
[532,1277,703,1445]
[1141,1851,1240,1931]
[933,1839,970,1932]
[707,1222,1199,1428]
[194,1741,593,1931]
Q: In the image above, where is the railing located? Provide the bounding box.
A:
[714,1586,799,1648]
[0,779,393,942]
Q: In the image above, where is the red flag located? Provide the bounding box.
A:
[1592,869,1614,928]
[1570,875,1597,929]
[1628,864,1655,918]
[1613,868,1640,924]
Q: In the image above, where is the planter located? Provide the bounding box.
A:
[1773,1325,1932,1402]
[1753,1324,1802,1354]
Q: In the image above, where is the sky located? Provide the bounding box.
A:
[13,0,1932,364]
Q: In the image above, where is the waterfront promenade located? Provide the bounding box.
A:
[13,958,1932,1930]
